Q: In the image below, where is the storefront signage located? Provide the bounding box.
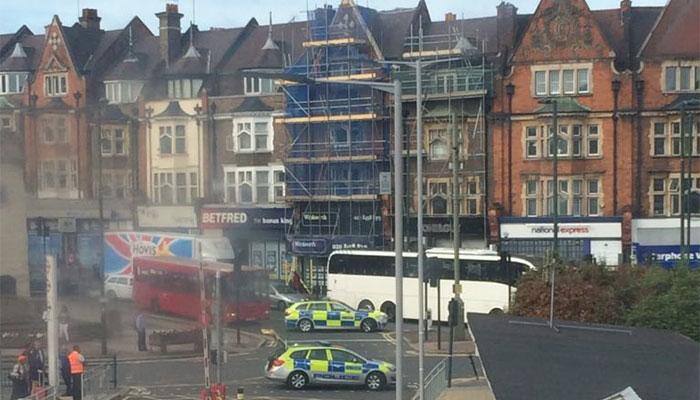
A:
[330,237,376,251]
[137,206,198,229]
[291,238,328,255]
[405,217,485,237]
[500,222,620,239]
[634,244,700,268]
[200,207,292,229]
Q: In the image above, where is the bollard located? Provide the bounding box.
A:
[237,387,244,400]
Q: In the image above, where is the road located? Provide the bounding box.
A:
[117,310,479,399]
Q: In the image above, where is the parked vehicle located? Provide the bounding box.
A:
[104,274,133,300]
[266,341,396,391]
[284,300,388,333]
[269,282,307,310]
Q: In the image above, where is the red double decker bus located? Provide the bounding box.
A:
[133,256,270,323]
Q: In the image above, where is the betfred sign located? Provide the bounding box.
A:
[200,207,291,229]
[501,222,620,239]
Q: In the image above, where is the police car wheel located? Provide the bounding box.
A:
[287,371,308,389]
[360,319,376,333]
[366,371,386,391]
[298,319,313,333]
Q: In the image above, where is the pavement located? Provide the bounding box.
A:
[437,378,495,400]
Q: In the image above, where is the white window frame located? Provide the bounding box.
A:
[649,174,699,216]
[531,64,592,97]
[99,170,130,199]
[0,72,28,94]
[223,165,284,204]
[232,116,273,153]
[243,77,275,95]
[167,79,203,99]
[105,80,144,104]
[38,158,78,198]
[44,73,67,97]
[428,179,450,215]
[152,170,198,205]
[428,128,449,160]
[524,176,602,217]
[662,61,700,93]
[524,121,602,160]
[650,119,700,157]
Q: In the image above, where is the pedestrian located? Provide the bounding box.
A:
[9,354,29,400]
[59,305,70,342]
[27,340,46,387]
[134,312,147,351]
[60,347,72,396]
[68,345,85,400]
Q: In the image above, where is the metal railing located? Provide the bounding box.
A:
[82,356,118,400]
[423,358,449,400]
[20,385,57,400]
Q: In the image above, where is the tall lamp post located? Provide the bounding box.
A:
[679,99,700,263]
[538,98,558,328]
[93,97,109,355]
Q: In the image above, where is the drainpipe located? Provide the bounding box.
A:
[634,80,645,216]
[612,79,621,214]
[505,83,514,215]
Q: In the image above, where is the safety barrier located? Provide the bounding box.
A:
[423,358,449,400]
[82,356,118,400]
[20,385,57,400]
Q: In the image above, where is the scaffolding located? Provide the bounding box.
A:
[392,20,493,246]
[281,2,391,276]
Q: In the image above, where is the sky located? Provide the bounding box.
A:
[1,0,669,35]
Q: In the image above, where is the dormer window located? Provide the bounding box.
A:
[45,73,67,97]
[0,72,28,94]
[105,80,143,104]
[244,76,276,95]
[168,78,203,99]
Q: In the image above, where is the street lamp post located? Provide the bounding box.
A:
[538,98,558,328]
[679,99,700,263]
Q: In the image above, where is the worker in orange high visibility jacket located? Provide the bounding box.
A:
[68,345,85,400]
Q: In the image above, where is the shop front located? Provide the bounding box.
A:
[632,218,700,268]
[404,216,486,250]
[499,217,623,265]
[200,206,292,282]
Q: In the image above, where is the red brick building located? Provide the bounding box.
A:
[489,0,698,265]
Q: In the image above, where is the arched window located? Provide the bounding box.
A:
[237,122,252,150]
[429,181,448,214]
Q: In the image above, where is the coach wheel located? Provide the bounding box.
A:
[488,308,504,315]
[358,299,375,311]
[360,319,376,333]
[287,371,309,390]
[366,371,386,391]
[298,318,313,333]
[380,301,396,322]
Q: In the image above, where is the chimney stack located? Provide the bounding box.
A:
[79,9,101,30]
[497,2,518,73]
[445,12,457,22]
[156,3,183,67]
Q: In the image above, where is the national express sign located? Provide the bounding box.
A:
[500,222,621,239]
[200,207,292,229]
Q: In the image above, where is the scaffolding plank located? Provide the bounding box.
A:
[286,194,378,201]
[277,113,377,124]
[286,154,378,163]
[302,37,366,47]
[401,48,462,59]
[324,72,378,81]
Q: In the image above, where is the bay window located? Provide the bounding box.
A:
[158,125,186,155]
[223,165,285,204]
[105,80,143,103]
[0,72,28,94]
[167,78,203,99]
[153,170,198,204]
[232,117,272,153]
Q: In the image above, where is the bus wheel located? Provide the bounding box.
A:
[287,371,308,389]
[380,301,396,321]
[365,371,386,391]
[488,308,504,315]
[360,319,376,333]
[298,319,313,333]
[358,299,375,311]
[151,299,160,313]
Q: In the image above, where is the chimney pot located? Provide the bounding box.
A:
[79,8,101,30]
[166,4,179,14]
[445,12,457,22]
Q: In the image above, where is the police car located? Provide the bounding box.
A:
[265,342,396,390]
[284,300,388,333]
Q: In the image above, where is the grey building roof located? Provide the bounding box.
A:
[468,313,700,400]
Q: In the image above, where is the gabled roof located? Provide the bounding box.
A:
[103,34,159,81]
[153,100,192,118]
[592,7,663,70]
[232,96,274,113]
[0,42,30,71]
[511,0,616,63]
[469,313,700,400]
[375,6,422,59]
[638,0,700,59]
